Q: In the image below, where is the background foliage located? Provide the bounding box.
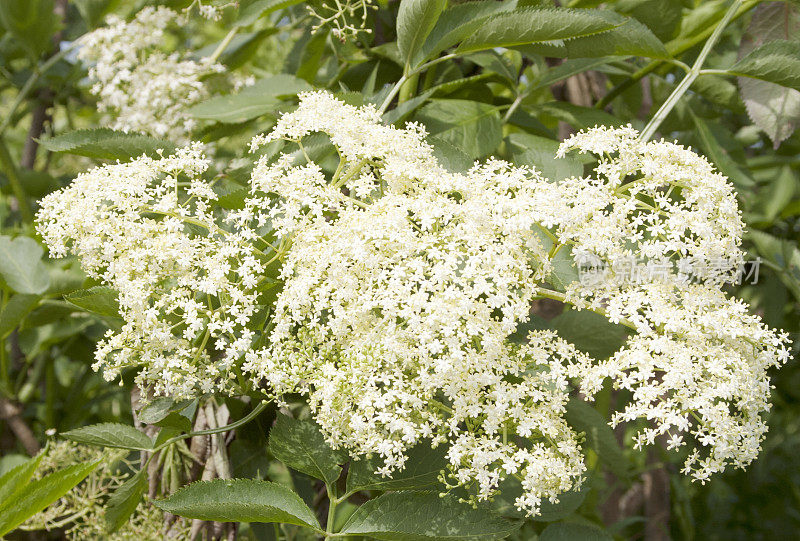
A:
[0,0,798,539]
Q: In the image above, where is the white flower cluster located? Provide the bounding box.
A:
[549,127,791,482]
[77,7,225,142]
[37,145,264,398]
[37,91,790,516]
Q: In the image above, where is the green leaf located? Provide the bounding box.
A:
[0,461,100,537]
[735,5,800,148]
[730,40,800,93]
[346,443,447,493]
[0,453,42,506]
[507,133,584,182]
[0,236,50,295]
[533,102,622,130]
[418,0,517,64]
[73,0,118,28]
[491,475,587,521]
[341,491,519,540]
[428,136,474,173]
[761,166,797,222]
[236,0,304,27]
[549,310,628,359]
[690,113,755,189]
[64,286,120,319]
[540,521,613,541]
[519,17,667,58]
[188,74,310,123]
[547,245,579,291]
[105,469,147,532]
[153,479,321,530]
[62,423,154,451]
[38,129,177,161]
[747,230,800,301]
[0,0,59,59]
[565,400,629,479]
[416,99,502,160]
[268,414,346,486]
[455,8,624,54]
[138,397,196,425]
[397,0,447,69]
[0,294,40,338]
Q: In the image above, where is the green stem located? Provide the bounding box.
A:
[378,54,457,114]
[638,0,742,142]
[325,489,339,539]
[595,0,757,111]
[0,138,33,222]
[207,27,239,63]
[398,72,419,105]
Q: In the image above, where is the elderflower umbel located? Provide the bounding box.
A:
[37,91,790,517]
[37,145,265,398]
[77,7,226,142]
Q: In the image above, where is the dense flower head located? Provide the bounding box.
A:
[37,91,790,517]
[77,7,227,142]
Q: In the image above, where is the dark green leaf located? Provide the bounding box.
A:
[397,0,447,69]
[62,423,153,451]
[341,491,519,540]
[38,129,177,161]
[64,286,120,319]
[416,99,502,160]
[418,0,517,64]
[153,479,321,530]
[0,461,100,536]
[268,414,346,486]
[549,310,628,359]
[690,113,755,189]
[0,236,50,295]
[491,474,587,521]
[455,8,624,54]
[428,136,474,173]
[565,400,629,478]
[105,469,147,532]
[533,102,622,130]
[507,133,584,182]
[346,443,447,493]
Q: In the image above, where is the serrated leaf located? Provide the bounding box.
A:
[416,99,502,160]
[105,469,147,532]
[455,8,624,54]
[550,310,629,359]
[38,129,177,161]
[547,245,579,291]
[732,39,800,93]
[64,286,120,319]
[0,461,100,536]
[519,16,668,58]
[417,0,517,65]
[540,521,613,541]
[397,0,446,69]
[0,294,40,338]
[341,491,519,540]
[428,136,474,173]
[0,453,42,506]
[153,479,320,529]
[62,423,153,450]
[565,400,629,479]
[734,5,800,148]
[268,414,346,486]
[0,236,50,295]
[346,443,447,493]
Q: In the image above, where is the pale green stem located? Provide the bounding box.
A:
[639,0,742,142]
[206,27,239,64]
[378,54,457,114]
